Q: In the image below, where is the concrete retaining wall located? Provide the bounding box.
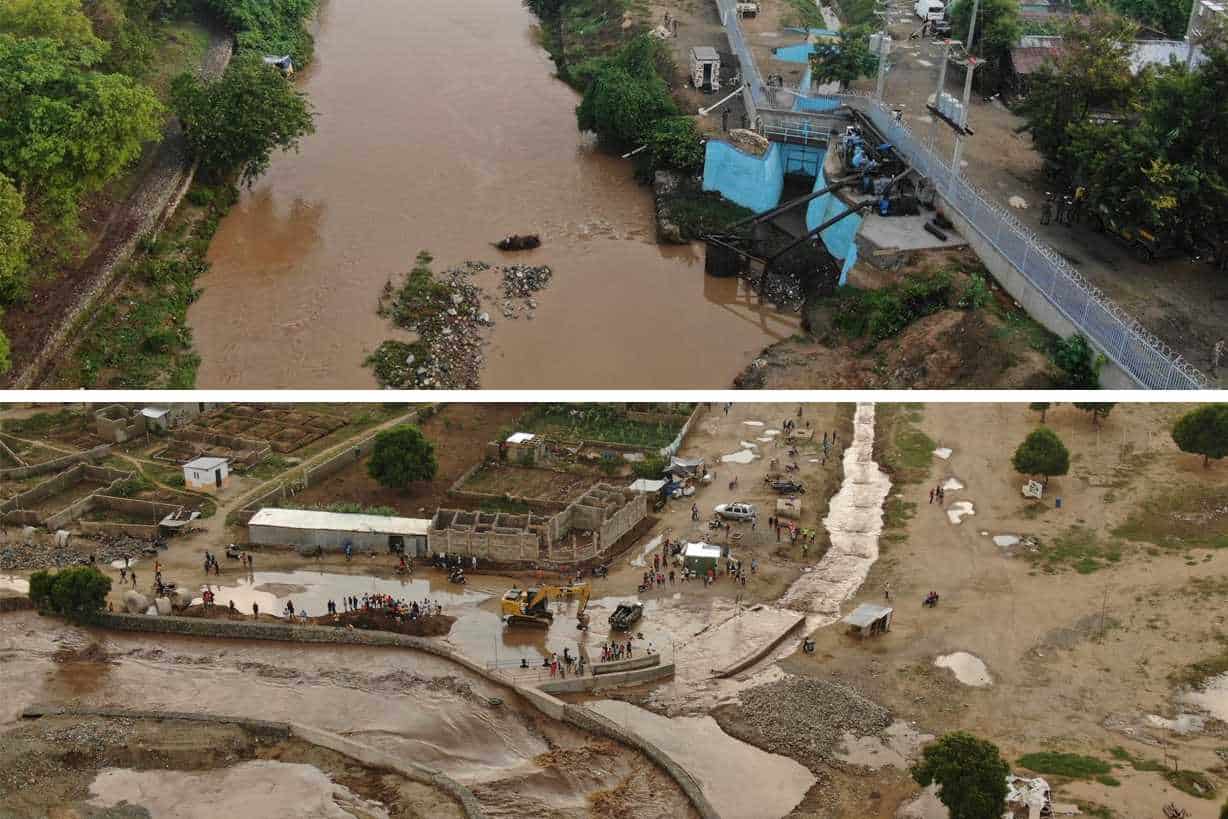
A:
[89,613,717,818]
[936,192,1134,388]
[592,652,660,676]
[712,611,805,678]
[561,705,719,819]
[539,661,675,693]
[702,140,785,214]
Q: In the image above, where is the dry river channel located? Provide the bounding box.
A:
[188,0,797,388]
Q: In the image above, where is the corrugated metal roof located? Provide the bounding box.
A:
[248,507,431,536]
[842,603,893,627]
[184,456,228,470]
[683,542,722,559]
[1011,45,1063,75]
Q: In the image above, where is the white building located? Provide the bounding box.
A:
[247,507,431,555]
[183,456,230,492]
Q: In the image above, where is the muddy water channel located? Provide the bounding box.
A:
[189,0,795,388]
[0,612,694,818]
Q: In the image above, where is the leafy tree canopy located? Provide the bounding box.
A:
[367,424,439,489]
[1171,404,1228,467]
[912,732,1010,819]
[0,0,107,63]
[1074,402,1115,427]
[1012,426,1071,484]
[576,35,678,147]
[0,33,164,221]
[172,52,316,185]
[948,0,1021,88]
[809,25,879,90]
[0,174,32,305]
[29,566,112,623]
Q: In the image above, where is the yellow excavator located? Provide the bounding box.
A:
[501,582,591,628]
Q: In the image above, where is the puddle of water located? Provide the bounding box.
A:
[88,761,389,819]
[934,652,992,687]
[779,403,890,620]
[941,477,964,492]
[743,421,765,427]
[933,447,952,460]
[0,574,29,593]
[588,700,815,818]
[193,570,488,617]
[946,501,975,525]
[1182,673,1228,722]
[721,449,757,464]
[835,721,934,770]
[763,429,781,437]
[992,534,1020,547]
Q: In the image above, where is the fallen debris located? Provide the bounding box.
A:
[493,234,541,251]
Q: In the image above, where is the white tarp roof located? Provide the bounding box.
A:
[628,479,668,493]
[506,432,536,444]
[683,542,722,559]
[184,456,228,470]
[248,507,431,537]
[141,407,170,419]
[843,603,893,628]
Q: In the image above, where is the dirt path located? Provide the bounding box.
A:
[4,23,234,389]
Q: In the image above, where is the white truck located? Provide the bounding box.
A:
[914,0,945,21]
[737,0,760,17]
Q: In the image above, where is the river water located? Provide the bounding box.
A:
[189,0,796,388]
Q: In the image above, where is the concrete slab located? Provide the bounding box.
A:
[858,212,967,251]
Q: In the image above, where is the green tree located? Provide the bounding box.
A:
[576,35,678,147]
[1074,402,1115,428]
[809,25,879,90]
[911,732,1010,819]
[0,0,107,61]
[0,34,164,221]
[171,51,315,186]
[948,0,1021,91]
[1109,0,1191,39]
[0,174,32,303]
[367,424,438,489]
[632,454,668,479]
[1029,402,1051,423]
[1012,426,1070,485]
[203,0,317,63]
[1050,334,1102,388]
[1171,404,1228,468]
[1018,13,1138,170]
[646,116,704,173]
[32,566,112,622]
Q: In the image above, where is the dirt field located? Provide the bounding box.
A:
[755,403,1228,818]
[289,403,528,517]
[460,461,609,505]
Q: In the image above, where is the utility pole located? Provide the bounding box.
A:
[950,0,981,175]
[873,32,892,100]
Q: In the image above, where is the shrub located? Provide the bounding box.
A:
[367,424,437,489]
[31,566,112,623]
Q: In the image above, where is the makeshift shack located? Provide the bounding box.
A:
[503,432,544,464]
[682,541,722,575]
[842,603,893,637]
[183,456,230,492]
[667,456,706,478]
[689,46,721,92]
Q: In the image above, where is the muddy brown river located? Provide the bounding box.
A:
[189,0,796,388]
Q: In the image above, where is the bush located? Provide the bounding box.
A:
[367,424,438,489]
[958,272,991,309]
[632,454,668,479]
[647,116,704,173]
[30,566,111,623]
[1017,751,1111,778]
[576,35,678,148]
[833,272,953,342]
[1050,333,1102,388]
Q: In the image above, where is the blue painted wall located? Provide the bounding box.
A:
[701,141,785,214]
[702,138,860,283]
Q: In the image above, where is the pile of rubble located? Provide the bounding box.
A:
[497,264,552,320]
[370,261,493,389]
[725,675,893,770]
[0,535,151,571]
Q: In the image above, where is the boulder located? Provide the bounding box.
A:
[728,128,770,157]
[154,597,172,616]
[122,590,149,614]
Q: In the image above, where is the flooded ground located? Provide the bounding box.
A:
[934,652,992,687]
[193,569,488,616]
[588,700,816,819]
[0,611,695,817]
[88,761,389,818]
[189,0,796,388]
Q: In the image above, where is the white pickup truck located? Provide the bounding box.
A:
[914,0,945,21]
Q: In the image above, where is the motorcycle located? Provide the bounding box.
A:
[785,462,799,472]
[591,564,609,578]
[448,569,467,585]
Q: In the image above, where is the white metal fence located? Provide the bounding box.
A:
[709,0,1207,388]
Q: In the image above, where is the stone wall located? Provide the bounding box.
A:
[428,509,545,561]
[94,404,145,443]
[0,443,111,482]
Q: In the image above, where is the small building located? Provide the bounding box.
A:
[682,541,722,575]
[628,478,668,494]
[95,405,146,443]
[842,603,893,637]
[689,46,721,92]
[503,431,544,464]
[248,507,431,555]
[141,407,172,431]
[183,456,230,492]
